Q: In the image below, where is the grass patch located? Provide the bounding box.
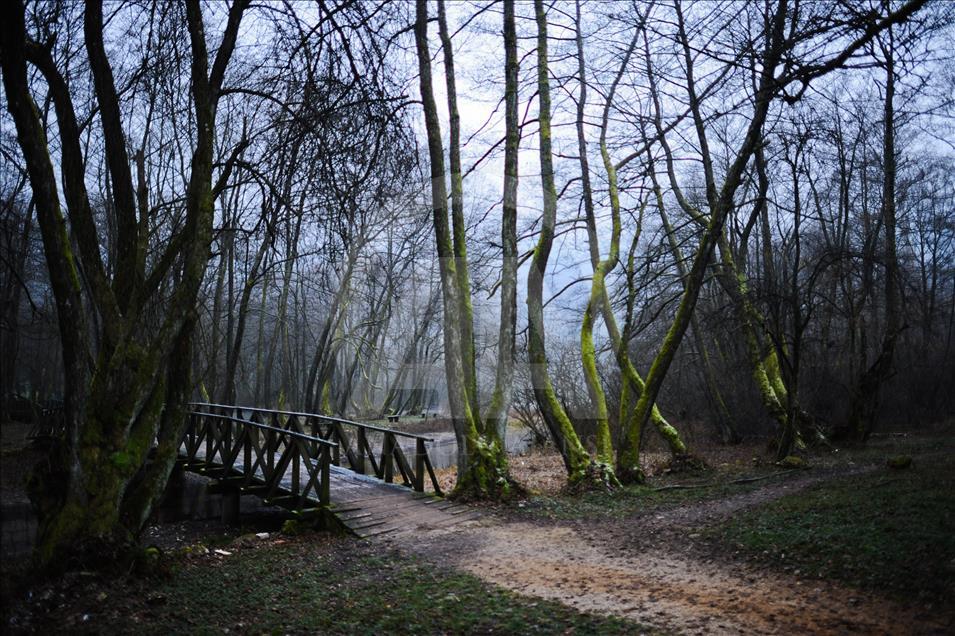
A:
[11,536,645,634]
[712,454,955,601]
[514,471,782,522]
[511,435,954,523]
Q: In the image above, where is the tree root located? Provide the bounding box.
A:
[451,438,523,502]
[562,461,620,495]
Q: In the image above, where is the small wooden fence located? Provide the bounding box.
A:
[190,403,443,496]
[184,410,335,511]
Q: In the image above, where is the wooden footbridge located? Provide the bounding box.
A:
[178,404,481,538]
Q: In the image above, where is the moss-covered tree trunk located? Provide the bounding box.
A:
[0,0,247,569]
[436,0,481,426]
[415,0,510,499]
[484,0,520,445]
[574,13,686,483]
[574,1,617,471]
[528,0,593,484]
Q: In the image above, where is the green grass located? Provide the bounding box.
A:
[712,454,955,601]
[161,543,642,634]
[18,536,644,635]
[514,471,781,522]
[513,435,954,524]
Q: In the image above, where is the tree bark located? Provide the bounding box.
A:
[415,0,510,498]
[484,0,520,446]
[528,0,592,483]
[0,0,247,568]
[848,30,900,441]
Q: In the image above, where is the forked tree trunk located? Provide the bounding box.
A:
[575,12,686,483]
[415,0,510,499]
[0,0,247,568]
[528,0,592,483]
[575,0,618,471]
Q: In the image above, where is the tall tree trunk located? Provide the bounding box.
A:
[0,0,247,568]
[415,0,510,498]
[528,0,592,483]
[777,144,806,459]
[437,0,480,424]
[848,33,900,441]
[484,0,520,445]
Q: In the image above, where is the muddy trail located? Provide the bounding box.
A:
[383,459,953,635]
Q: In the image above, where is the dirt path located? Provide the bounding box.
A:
[387,466,952,635]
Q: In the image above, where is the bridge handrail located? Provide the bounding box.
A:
[185,409,332,509]
[189,402,443,496]
[188,410,337,447]
[189,402,437,442]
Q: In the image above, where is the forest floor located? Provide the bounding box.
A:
[1,424,953,634]
[409,433,955,635]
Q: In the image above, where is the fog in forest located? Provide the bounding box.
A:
[1,2,954,628]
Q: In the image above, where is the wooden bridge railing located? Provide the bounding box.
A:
[27,403,66,443]
[184,410,335,509]
[190,403,443,496]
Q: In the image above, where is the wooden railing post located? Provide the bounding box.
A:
[383,432,394,483]
[309,415,318,438]
[205,413,213,468]
[269,413,278,473]
[186,413,195,459]
[355,428,366,474]
[249,411,261,467]
[291,433,300,494]
[225,417,234,470]
[243,423,251,473]
[329,422,341,466]
[320,443,330,507]
[415,438,425,492]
